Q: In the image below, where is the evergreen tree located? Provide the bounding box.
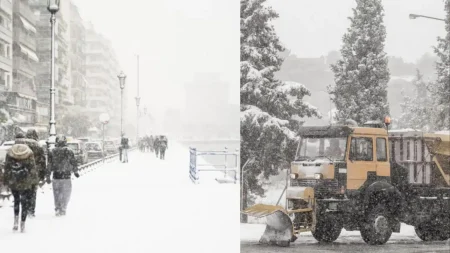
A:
[399,70,434,131]
[430,0,450,130]
[240,0,320,222]
[329,0,390,125]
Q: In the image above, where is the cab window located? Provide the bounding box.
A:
[376,138,387,161]
[350,137,373,161]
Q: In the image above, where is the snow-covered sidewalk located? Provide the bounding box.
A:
[0,142,239,253]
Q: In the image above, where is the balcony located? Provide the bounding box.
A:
[13,57,36,76]
[14,1,36,26]
[13,31,36,49]
[0,55,12,69]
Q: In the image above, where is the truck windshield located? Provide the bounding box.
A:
[295,137,347,161]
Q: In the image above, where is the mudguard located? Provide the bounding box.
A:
[363,181,404,219]
[242,204,294,246]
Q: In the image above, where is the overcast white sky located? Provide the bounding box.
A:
[72,0,239,121]
[267,0,446,63]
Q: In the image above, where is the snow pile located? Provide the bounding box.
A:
[0,142,239,253]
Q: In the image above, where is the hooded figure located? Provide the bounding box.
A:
[159,136,168,160]
[3,143,38,232]
[15,129,47,217]
[48,134,79,216]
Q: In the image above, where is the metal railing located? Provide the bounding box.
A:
[189,147,240,184]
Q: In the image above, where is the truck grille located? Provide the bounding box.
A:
[291,179,339,195]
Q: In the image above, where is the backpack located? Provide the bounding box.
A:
[10,160,30,184]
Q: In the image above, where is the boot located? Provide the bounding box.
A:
[20,220,25,233]
[13,216,19,231]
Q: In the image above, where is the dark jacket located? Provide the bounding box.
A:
[15,137,47,181]
[159,137,168,150]
[49,145,78,180]
[3,144,39,190]
[121,138,129,149]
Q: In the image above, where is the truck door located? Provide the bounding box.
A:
[375,137,390,179]
[347,136,377,190]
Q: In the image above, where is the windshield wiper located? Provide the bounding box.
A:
[294,155,311,161]
[316,155,333,162]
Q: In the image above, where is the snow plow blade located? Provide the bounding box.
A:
[242,204,295,247]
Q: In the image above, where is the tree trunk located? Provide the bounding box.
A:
[241,169,248,223]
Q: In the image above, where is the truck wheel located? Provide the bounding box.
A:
[360,205,392,245]
[415,223,449,241]
[311,217,342,243]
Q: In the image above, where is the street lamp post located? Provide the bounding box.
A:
[135,55,140,143]
[99,113,110,163]
[118,72,126,138]
[46,0,60,150]
[409,14,445,22]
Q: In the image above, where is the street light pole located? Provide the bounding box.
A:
[118,72,126,137]
[135,54,140,142]
[46,0,60,150]
[409,14,445,22]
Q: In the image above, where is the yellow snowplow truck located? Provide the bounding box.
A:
[243,118,450,246]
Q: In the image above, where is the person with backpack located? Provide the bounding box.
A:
[3,143,38,232]
[15,130,47,218]
[47,135,79,216]
[159,136,168,160]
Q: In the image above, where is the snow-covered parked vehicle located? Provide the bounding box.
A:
[85,142,105,161]
[243,118,450,246]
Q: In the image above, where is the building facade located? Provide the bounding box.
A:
[30,0,72,119]
[85,22,123,136]
[0,0,13,106]
[9,0,38,127]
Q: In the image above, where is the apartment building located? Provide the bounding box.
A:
[0,0,12,106]
[85,22,124,135]
[30,0,72,118]
[8,0,38,126]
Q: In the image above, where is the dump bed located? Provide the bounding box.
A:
[388,130,449,186]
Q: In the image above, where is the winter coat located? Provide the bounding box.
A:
[3,144,39,191]
[121,138,129,149]
[48,145,78,180]
[15,137,47,181]
[159,137,168,150]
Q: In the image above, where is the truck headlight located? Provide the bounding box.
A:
[314,173,323,179]
[290,173,298,179]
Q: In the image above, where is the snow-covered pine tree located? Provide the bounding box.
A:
[430,0,450,130]
[329,0,390,125]
[240,0,320,222]
[398,70,434,131]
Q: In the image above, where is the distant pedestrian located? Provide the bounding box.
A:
[121,136,129,163]
[15,129,47,218]
[3,143,38,232]
[154,136,160,158]
[47,135,79,216]
[159,136,168,160]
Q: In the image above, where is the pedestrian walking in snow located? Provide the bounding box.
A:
[159,136,168,160]
[15,129,47,218]
[2,143,39,232]
[154,136,160,158]
[121,137,129,163]
[149,135,154,153]
[47,135,79,216]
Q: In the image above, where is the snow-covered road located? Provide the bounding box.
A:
[0,142,240,253]
[241,223,450,252]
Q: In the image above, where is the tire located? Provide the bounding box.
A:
[311,215,342,243]
[415,223,450,241]
[360,205,392,245]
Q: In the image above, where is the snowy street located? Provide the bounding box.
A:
[0,142,239,253]
[241,223,450,252]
